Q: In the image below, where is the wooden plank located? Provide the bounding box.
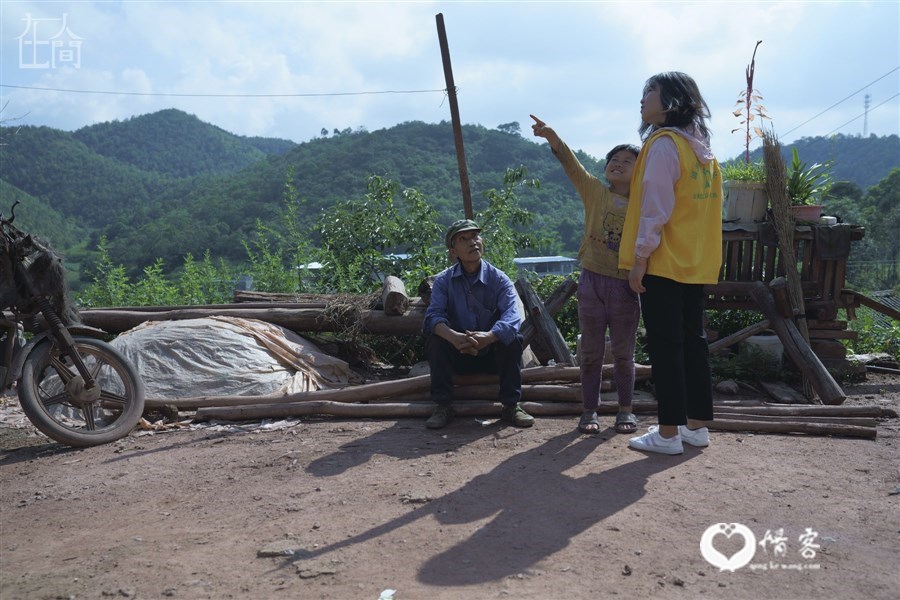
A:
[741,239,754,281]
[807,319,848,330]
[841,290,900,321]
[765,243,778,282]
[753,237,765,281]
[833,260,847,302]
[821,260,836,302]
[728,240,741,280]
[808,329,858,340]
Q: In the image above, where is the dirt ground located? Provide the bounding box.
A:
[1,373,898,600]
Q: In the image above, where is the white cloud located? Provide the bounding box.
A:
[1,1,896,160]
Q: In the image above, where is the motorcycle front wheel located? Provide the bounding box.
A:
[18,336,145,447]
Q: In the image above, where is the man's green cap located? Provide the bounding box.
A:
[445,219,482,248]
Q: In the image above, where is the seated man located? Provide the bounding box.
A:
[421,219,535,430]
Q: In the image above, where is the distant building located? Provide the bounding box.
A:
[514,256,579,277]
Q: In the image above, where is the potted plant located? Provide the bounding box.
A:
[724,41,772,225]
[786,147,833,222]
[721,159,768,224]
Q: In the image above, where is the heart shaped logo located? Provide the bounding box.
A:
[700,522,757,572]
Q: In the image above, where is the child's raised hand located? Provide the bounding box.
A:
[530,114,547,136]
[530,114,560,150]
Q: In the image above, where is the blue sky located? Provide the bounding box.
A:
[1,1,898,164]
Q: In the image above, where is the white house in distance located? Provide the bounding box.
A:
[514,256,578,277]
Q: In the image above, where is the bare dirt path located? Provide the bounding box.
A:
[1,374,898,600]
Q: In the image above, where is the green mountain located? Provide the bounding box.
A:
[1,109,896,284]
[748,133,898,190]
[71,108,296,177]
[0,124,176,227]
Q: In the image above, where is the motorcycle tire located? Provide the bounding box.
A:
[18,336,145,447]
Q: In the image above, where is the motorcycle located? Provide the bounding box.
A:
[1,201,145,447]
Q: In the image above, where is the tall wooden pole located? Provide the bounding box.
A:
[435,13,473,219]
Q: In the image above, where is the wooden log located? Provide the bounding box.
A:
[708,319,771,353]
[711,404,894,418]
[232,290,351,304]
[768,277,798,318]
[707,418,876,440]
[746,280,846,405]
[381,276,410,316]
[145,366,575,408]
[79,306,430,336]
[841,289,900,321]
[758,381,808,404]
[146,364,652,410]
[194,401,878,438]
[521,278,577,347]
[196,399,662,422]
[711,413,877,427]
[516,278,576,366]
[417,277,435,306]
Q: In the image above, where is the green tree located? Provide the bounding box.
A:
[77,236,132,307]
[476,166,550,274]
[317,175,443,293]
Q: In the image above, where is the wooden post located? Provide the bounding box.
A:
[435,13,474,219]
[520,278,576,346]
[747,281,846,405]
[515,278,576,366]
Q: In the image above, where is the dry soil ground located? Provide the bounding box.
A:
[1,374,898,600]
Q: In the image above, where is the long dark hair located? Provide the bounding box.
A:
[638,71,712,142]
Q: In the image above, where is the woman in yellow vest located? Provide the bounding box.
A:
[619,71,723,455]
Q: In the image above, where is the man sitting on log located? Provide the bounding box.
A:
[421,219,535,430]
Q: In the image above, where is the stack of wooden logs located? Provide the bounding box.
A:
[79,277,894,440]
[143,365,890,440]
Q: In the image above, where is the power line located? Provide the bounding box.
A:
[781,66,899,137]
[0,83,447,98]
[791,93,900,152]
[820,93,899,138]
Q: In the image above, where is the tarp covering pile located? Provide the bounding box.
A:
[110,316,354,399]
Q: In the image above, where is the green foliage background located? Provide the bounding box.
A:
[3,110,896,291]
[2,109,897,368]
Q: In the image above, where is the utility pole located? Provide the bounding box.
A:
[863,94,871,136]
[435,13,474,220]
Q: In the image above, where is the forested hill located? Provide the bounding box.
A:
[0,108,896,282]
[71,108,297,178]
[747,133,899,190]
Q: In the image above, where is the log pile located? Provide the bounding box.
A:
[83,276,891,439]
[178,368,891,439]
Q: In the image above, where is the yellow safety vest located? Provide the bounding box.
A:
[619,130,723,284]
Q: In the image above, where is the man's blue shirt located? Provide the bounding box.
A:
[422,259,522,346]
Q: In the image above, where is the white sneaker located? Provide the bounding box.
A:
[628,426,683,455]
[679,425,710,447]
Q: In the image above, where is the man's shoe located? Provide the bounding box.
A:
[426,405,454,429]
[679,425,710,447]
[500,404,535,428]
[628,426,683,455]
